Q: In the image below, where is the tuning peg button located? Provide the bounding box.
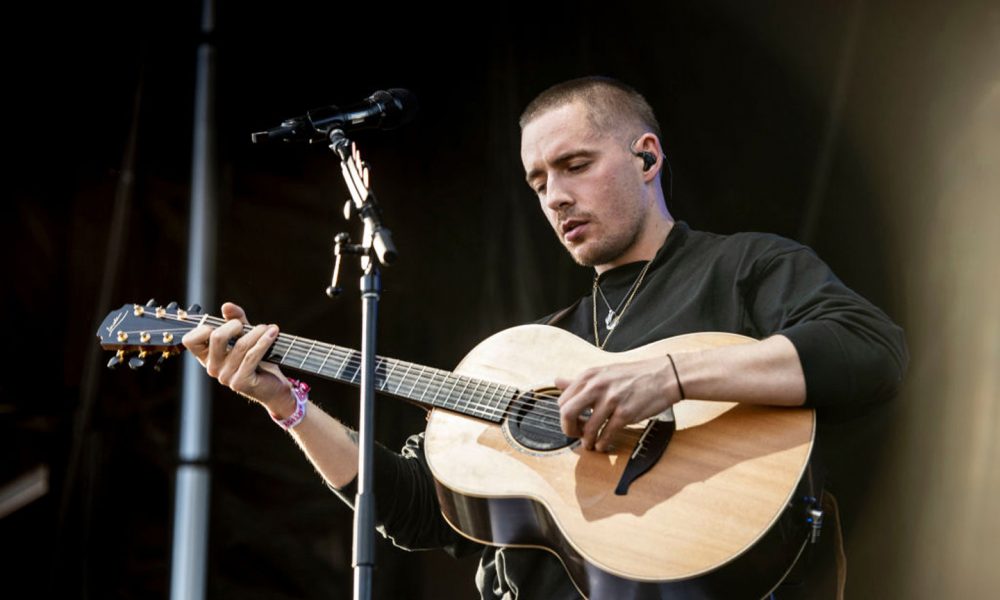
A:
[154,352,171,372]
[166,302,178,311]
[107,351,125,370]
[146,298,157,307]
[128,356,145,370]
[187,303,202,314]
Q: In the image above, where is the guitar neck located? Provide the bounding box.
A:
[255,321,511,424]
[96,304,514,424]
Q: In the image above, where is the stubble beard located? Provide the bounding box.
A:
[564,216,645,268]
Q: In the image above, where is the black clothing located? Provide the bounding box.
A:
[547,221,906,411]
[333,221,908,599]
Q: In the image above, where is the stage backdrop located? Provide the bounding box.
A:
[3,0,997,598]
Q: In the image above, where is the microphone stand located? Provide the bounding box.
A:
[325,129,397,600]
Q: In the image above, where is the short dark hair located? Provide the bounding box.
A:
[518,76,662,140]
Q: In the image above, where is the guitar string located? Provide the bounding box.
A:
[117,319,574,434]
[267,334,657,454]
[114,320,653,453]
[117,314,653,443]
[197,315,573,424]
[117,317,622,438]
[125,316,657,445]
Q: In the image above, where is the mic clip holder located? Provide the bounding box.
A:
[328,129,398,271]
[326,233,366,298]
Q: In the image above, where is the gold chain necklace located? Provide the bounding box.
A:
[592,260,653,349]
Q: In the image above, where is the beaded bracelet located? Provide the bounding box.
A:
[270,378,310,430]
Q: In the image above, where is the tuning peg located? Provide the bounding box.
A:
[107,350,126,370]
[146,298,157,307]
[188,303,202,314]
[129,350,150,370]
[166,301,178,311]
[153,351,172,372]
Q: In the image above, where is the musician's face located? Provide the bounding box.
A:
[521,102,648,271]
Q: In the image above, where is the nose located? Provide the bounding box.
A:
[543,174,573,212]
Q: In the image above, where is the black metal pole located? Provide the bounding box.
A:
[171,1,217,598]
[353,263,381,600]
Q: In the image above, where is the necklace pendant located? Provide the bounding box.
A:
[605,310,618,330]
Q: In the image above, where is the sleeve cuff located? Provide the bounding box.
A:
[779,320,853,408]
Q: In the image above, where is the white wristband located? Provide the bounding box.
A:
[270,378,310,430]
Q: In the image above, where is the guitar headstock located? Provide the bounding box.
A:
[97,299,205,370]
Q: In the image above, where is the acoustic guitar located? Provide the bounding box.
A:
[98,301,819,599]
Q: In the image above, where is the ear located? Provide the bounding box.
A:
[631,132,664,183]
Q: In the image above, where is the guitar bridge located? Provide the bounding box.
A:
[614,408,675,495]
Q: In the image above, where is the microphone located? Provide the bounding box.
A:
[252,88,418,144]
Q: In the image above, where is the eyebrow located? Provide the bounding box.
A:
[525,149,598,184]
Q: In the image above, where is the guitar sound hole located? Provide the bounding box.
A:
[505,387,576,452]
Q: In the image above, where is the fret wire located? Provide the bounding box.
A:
[373,357,387,389]
[335,350,352,380]
[416,365,433,402]
[380,359,398,391]
[279,335,299,365]
[494,385,512,416]
[395,363,414,396]
[421,367,449,409]
[350,353,367,385]
[441,374,462,413]
[425,367,450,409]
[315,345,335,375]
[479,381,503,420]
[489,381,510,414]
[460,377,484,418]
[472,379,496,419]
[395,362,423,398]
[464,378,483,416]
[403,363,422,398]
[453,376,475,416]
[489,382,510,417]
[298,340,317,368]
[433,369,457,410]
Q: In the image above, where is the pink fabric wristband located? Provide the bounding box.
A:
[271,378,310,430]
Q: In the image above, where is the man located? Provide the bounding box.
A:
[183,77,907,598]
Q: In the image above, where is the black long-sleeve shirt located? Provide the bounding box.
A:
[333,221,908,598]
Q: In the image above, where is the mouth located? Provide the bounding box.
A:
[560,219,588,243]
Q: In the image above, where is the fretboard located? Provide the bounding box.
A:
[265,331,513,423]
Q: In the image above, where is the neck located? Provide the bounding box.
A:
[594,214,674,275]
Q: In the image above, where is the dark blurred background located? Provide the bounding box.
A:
[3,0,998,598]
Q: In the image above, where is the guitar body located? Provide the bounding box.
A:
[424,325,816,600]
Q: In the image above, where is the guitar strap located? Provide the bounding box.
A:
[542,299,582,327]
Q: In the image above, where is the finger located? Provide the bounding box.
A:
[231,325,281,397]
[558,384,594,439]
[580,398,618,451]
[217,324,270,387]
[594,411,630,453]
[554,376,573,392]
[221,302,248,324]
[206,318,246,377]
[182,325,213,363]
